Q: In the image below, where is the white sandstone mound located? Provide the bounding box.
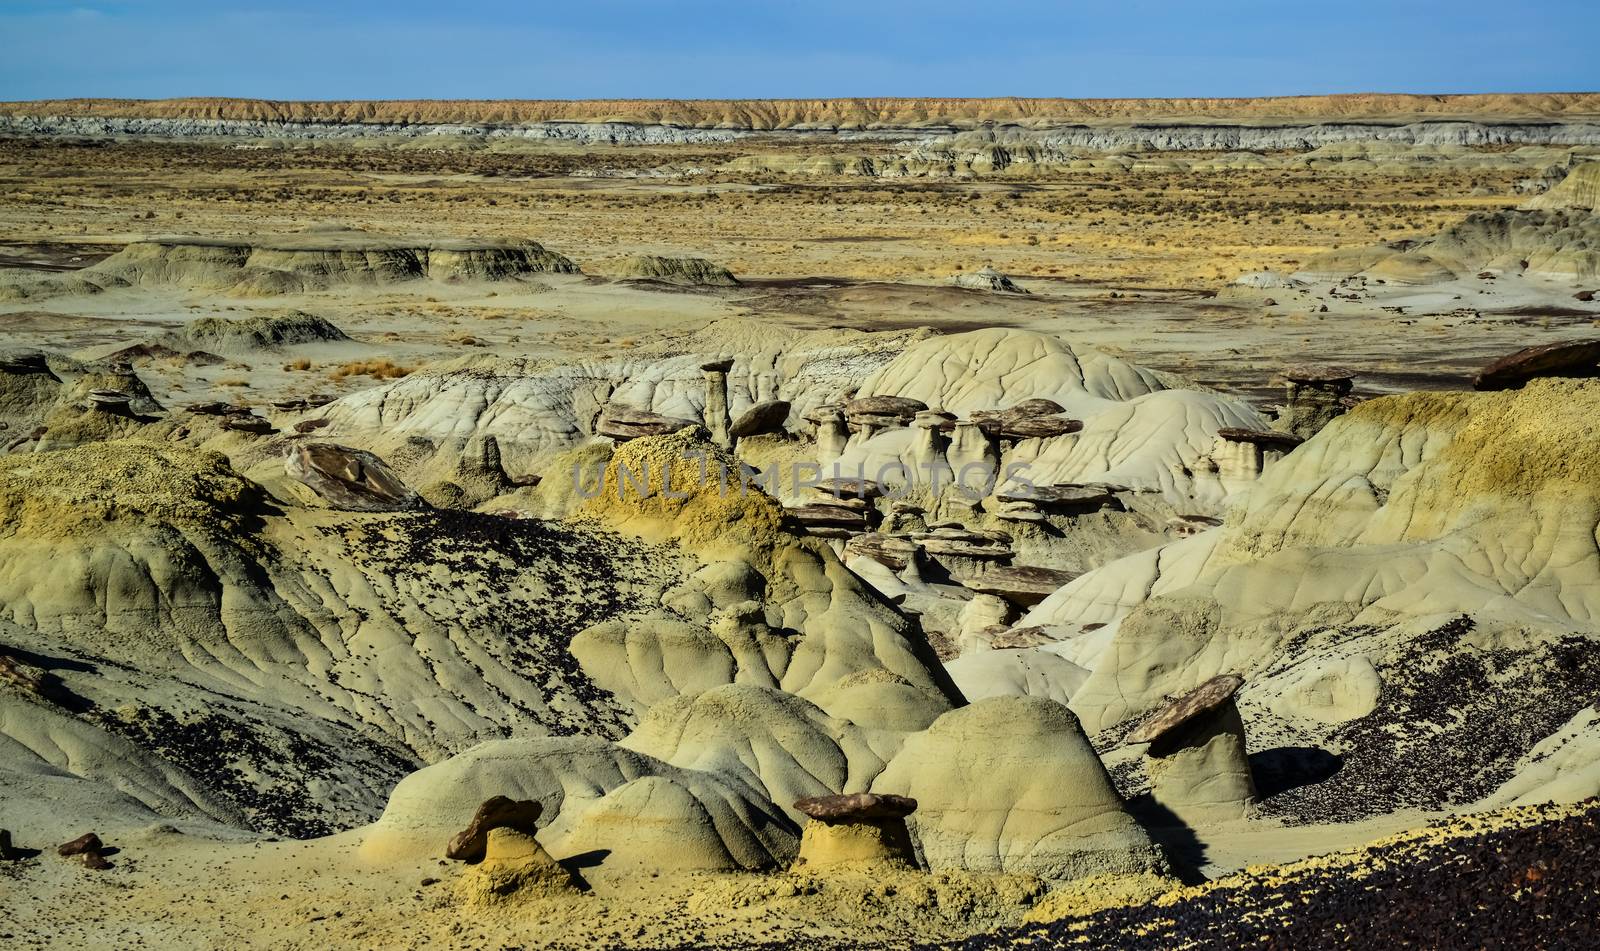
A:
[870,697,1166,880]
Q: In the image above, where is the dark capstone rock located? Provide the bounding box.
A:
[963,565,1080,605]
[596,405,700,441]
[293,418,330,434]
[222,415,276,435]
[784,502,869,529]
[187,401,242,416]
[843,395,928,418]
[1125,673,1245,745]
[1283,364,1356,385]
[1473,339,1600,390]
[844,532,919,570]
[57,832,102,857]
[844,395,928,429]
[814,477,884,499]
[86,389,133,410]
[446,796,544,864]
[1003,415,1083,439]
[286,442,425,512]
[699,357,735,373]
[793,792,918,824]
[1217,427,1304,450]
[729,400,791,438]
[995,483,1116,508]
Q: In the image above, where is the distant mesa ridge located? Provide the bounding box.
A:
[5,93,1600,126]
[3,94,1600,148]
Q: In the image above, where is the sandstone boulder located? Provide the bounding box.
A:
[285,442,424,512]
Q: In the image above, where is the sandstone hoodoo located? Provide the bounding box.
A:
[1277,364,1357,439]
[446,796,545,864]
[1127,674,1257,825]
[793,792,920,868]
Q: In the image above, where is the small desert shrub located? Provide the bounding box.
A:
[284,357,313,371]
[218,378,250,388]
[331,359,413,381]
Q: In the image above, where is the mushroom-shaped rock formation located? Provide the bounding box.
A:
[971,398,1081,440]
[951,267,1028,294]
[730,399,791,439]
[285,441,424,512]
[958,593,1016,643]
[1277,365,1357,439]
[454,827,577,905]
[596,405,701,441]
[445,796,544,864]
[792,792,919,868]
[871,697,1166,880]
[701,361,733,447]
[1207,427,1302,489]
[1473,339,1600,391]
[963,565,1080,607]
[1125,674,1256,825]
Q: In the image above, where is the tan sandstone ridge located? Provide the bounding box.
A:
[6,93,1600,127]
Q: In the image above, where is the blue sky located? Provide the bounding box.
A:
[1,1,1595,101]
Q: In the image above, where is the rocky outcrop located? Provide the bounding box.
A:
[285,442,424,512]
[951,267,1027,293]
[2,230,578,300]
[619,255,739,286]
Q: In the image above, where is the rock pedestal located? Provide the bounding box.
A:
[816,410,849,462]
[958,593,1016,647]
[947,419,999,495]
[701,359,733,448]
[792,793,918,869]
[455,827,576,904]
[1127,674,1256,825]
[1276,365,1356,439]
